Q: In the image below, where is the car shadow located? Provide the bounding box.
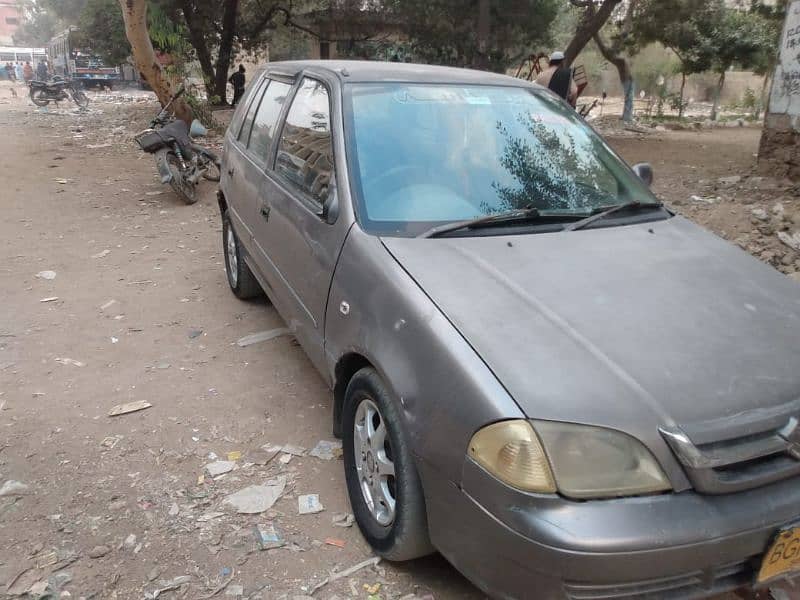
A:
[392,553,486,598]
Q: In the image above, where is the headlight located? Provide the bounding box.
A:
[535,420,671,499]
[468,420,556,493]
[468,420,671,499]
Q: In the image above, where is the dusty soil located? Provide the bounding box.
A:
[0,82,797,600]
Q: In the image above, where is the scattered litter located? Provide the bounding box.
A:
[309,557,381,595]
[226,451,242,461]
[145,191,164,196]
[751,208,769,221]
[168,502,180,516]
[364,583,381,595]
[778,231,800,252]
[324,537,346,548]
[146,575,192,599]
[189,329,204,339]
[88,545,110,558]
[123,533,137,549]
[34,551,58,569]
[54,178,70,184]
[247,446,280,465]
[254,523,285,550]
[0,480,29,497]
[91,249,110,259]
[100,299,117,311]
[205,460,236,477]
[39,297,59,303]
[55,357,84,367]
[86,143,112,149]
[309,440,342,461]
[282,444,306,456]
[198,569,234,599]
[332,513,355,528]
[236,328,292,347]
[224,584,244,597]
[35,270,56,280]
[108,400,151,416]
[689,195,716,205]
[223,477,286,514]
[197,511,225,522]
[298,494,324,515]
[100,435,122,449]
[111,336,119,344]
[279,454,293,464]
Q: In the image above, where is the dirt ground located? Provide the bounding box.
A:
[0,82,798,600]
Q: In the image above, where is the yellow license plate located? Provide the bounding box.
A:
[758,526,800,583]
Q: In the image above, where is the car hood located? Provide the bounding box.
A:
[382,217,800,440]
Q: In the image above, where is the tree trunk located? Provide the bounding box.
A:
[679,72,687,118]
[212,0,239,105]
[178,0,216,96]
[474,0,490,70]
[593,31,634,122]
[564,0,622,67]
[757,71,771,121]
[710,70,726,121]
[118,0,192,123]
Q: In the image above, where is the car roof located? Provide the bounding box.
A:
[264,60,535,88]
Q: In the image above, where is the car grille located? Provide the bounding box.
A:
[660,416,800,494]
[563,557,755,600]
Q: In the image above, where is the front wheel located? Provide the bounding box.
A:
[343,368,433,561]
[30,89,49,106]
[72,90,89,108]
[165,152,198,205]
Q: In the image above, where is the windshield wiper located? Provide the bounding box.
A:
[417,207,544,239]
[563,201,664,232]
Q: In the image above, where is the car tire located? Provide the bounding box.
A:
[343,367,434,561]
[223,211,262,300]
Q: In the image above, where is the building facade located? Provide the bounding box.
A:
[0,1,21,46]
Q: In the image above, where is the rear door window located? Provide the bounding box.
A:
[247,80,292,164]
[275,78,334,205]
[237,78,267,145]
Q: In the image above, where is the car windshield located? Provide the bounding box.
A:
[344,83,660,236]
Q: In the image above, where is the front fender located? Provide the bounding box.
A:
[153,148,174,184]
[324,226,524,485]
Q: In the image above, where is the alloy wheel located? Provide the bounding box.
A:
[354,398,397,526]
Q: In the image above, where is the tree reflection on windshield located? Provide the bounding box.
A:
[491,113,619,213]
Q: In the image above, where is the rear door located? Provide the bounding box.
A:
[251,76,350,372]
[221,76,268,256]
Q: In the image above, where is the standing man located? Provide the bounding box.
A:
[535,51,578,107]
[228,65,246,107]
[36,59,48,81]
[14,62,24,82]
[23,61,34,82]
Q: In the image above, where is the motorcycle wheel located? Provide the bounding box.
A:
[166,152,198,205]
[72,90,89,108]
[200,151,221,182]
[30,89,49,107]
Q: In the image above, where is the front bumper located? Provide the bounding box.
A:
[418,458,800,599]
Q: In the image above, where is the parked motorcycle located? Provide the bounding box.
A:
[134,87,221,205]
[29,77,89,108]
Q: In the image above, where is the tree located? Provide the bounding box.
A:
[592,0,638,122]
[563,0,623,66]
[118,0,192,122]
[387,0,560,72]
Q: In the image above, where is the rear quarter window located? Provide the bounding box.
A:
[236,78,268,144]
[228,77,262,139]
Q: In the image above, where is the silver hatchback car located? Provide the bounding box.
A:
[218,61,800,599]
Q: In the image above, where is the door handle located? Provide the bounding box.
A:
[227,167,234,177]
[260,203,271,220]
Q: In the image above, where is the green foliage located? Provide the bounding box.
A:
[74,0,128,65]
[381,0,561,72]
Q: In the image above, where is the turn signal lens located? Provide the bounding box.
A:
[468,420,556,493]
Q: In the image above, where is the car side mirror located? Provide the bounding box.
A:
[632,162,654,187]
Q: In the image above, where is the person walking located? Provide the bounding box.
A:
[23,61,34,82]
[535,51,578,107]
[36,59,48,81]
[14,62,24,82]
[5,62,15,81]
[228,65,246,107]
